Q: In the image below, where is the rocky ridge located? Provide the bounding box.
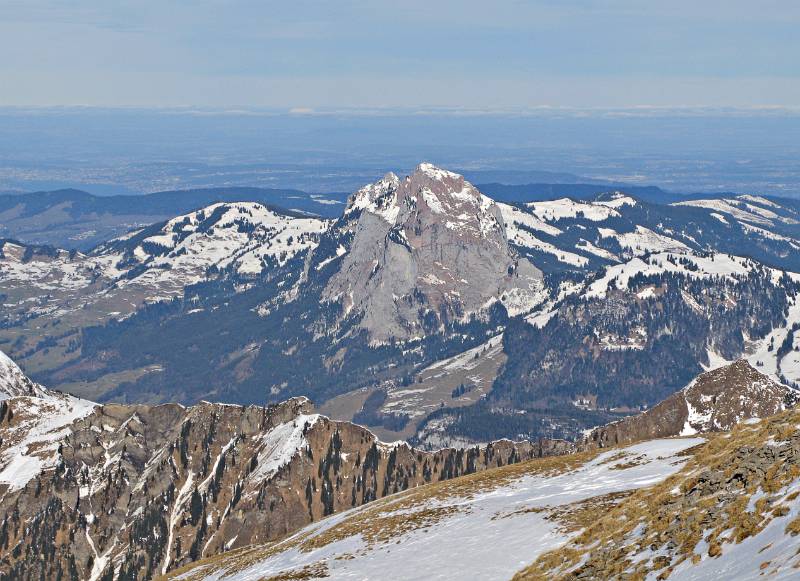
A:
[0,350,48,400]
[172,368,800,581]
[0,351,571,580]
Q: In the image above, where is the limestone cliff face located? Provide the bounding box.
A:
[0,378,570,580]
[322,163,545,342]
[586,360,798,448]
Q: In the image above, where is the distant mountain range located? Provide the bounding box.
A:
[0,187,348,250]
[0,179,724,251]
[3,164,800,447]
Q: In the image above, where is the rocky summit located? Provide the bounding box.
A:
[586,360,799,447]
[323,163,545,342]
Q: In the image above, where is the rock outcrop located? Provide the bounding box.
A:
[586,360,798,447]
[0,350,49,400]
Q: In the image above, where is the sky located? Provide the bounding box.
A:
[2,0,799,110]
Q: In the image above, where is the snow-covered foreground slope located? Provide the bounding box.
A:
[174,437,703,581]
[521,409,800,580]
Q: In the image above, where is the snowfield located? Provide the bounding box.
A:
[178,437,703,581]
[0,202,329,319]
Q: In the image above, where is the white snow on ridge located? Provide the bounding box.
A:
[526,198,619,222]
[738,194,783,209]
[584,251,789,299]
[673,199,775,226]
[740,222,800,247]
[497,203,563,237]
[345,173,402,224]
[673,196,800,227]
[185,437,703,581]
[0,391,96,491]
[0,349,48,400]
[595,193,637,209]
[129,202,329,284]
[599,225,689,256]
[0,202,330,319]
[246,414,321,484]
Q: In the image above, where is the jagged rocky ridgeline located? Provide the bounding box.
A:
[1,352,799,579]
[172,367,800,581]
[0,352,570,581]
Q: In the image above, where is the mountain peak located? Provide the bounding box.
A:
[413,162,461,181]
[0,350,48,400]
[327,164,545,341]
[346,163,499,235]
[586,360,797,447]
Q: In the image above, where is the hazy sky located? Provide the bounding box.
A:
[2,0,799,109]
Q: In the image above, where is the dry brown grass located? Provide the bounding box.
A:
[514,410,800,581]
[786,516,800,536]
[498,491,635,534]
[262,562,329,580]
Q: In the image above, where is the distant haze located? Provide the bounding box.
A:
[1,1,798,196]
[1,107,799,197]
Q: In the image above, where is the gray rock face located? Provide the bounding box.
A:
[323,163,545,342]
[586,360,798,447]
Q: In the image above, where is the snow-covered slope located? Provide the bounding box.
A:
[576,250,800,388]
[0,202,330,388]
[103,202,329,288]
[0,349,49,400]
[523,409,800,580]
[0,350,96,490]
[173,409,800,581]
[674,194,800,229]
[172,437,703,581]
[496,193,695,270]
[0,202,328,317]
[497,191,800,275]
[0,390,96,492]
[582,251,796,299]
